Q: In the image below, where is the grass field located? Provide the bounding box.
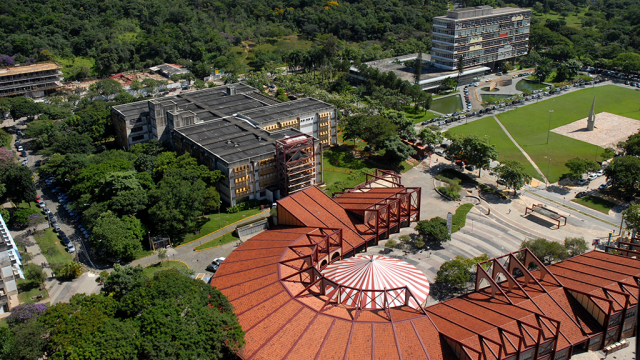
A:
[234,35,313,69]
[403,108,440,124]
[181,208,265,244]
[434,90,460,99]
[194,232,240,251]
[56,56,97,79]
[497,85,640,182]
[142,261,188,278]
[446,117,541,181]
[35,229,74,265]
[17,278,49,304]
[17,201,38,210]
[571,195,616,214]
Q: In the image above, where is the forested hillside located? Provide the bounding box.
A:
[0,0,447,75]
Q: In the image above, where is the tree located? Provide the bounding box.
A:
[0,319,48,360]
[445,134,498,176]
[0,208,9,224]
[24,264,46,285]
[535,59,553,83]
[8,97,40,119]
[382,136,416,164]
[5,303,48,327]
[149,172,208,238]
[533,2,544,13]
[203,187,221,213]
[12,208,40,227]
[520,238,567,265]
[91,211,144,260]
[89,78,122,97]
[414,52,423,85]
[565,157,600,180]
[358,115,397,152]
[623,204,640,233]
[415,217,451,243]
[342,115,366,145]
[622,131,640,156]
[604,156,640,195]
[27,213,45,231]
[435,258,471,288]
[157,248,168,263]
[101,264,145,300]
[418,127,443,147]
[495,160,532,193]
[564,237,588,257]
[440,77,456,92]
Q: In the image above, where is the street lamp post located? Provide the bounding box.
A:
[547,110,554,144]
[547,158,551,183]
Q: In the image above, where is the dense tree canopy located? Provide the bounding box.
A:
[0,269,244,360]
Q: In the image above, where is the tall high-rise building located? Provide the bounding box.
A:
[431,6,531,70]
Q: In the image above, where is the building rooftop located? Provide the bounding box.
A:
[435,6,529,20]
[212,183,640,360]
[149,63,190,77]
[354,54,489,86]
[174,116,302,164]
[238,98,334,125]
[0,62,60,77]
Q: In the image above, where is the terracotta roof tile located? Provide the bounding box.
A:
[316,319,352,360]
[214,256,281,277]
[411,317,456,360]
[394,321,429,360]
[284,315,334,360]
[216,272,279,299]
[346,323,373,360]
[237,292,291,331]
[211,265,277,289]
[229,282,285,314]
[374,323,400,360]
[241,300,303,359]
[252,306,316,360]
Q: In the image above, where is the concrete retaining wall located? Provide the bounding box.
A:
[236,218,269,237]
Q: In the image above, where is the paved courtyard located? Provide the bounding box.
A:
[552,112,640,149]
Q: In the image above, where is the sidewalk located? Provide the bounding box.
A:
[128,209,271,273]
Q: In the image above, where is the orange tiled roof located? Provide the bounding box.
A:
[213,186,640,360]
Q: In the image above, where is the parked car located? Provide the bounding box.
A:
[53,223,61,232]
[497,178,506,185]
[454,159,466,167]
[576,191,588,198]
[465,164,476,171]
[67,243,76,253]
[596,169,604,177]
[587,173,598,181]
[206,257,226,272]
[577,178,588,185]
[17,146,23,152]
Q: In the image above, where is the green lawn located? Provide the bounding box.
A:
[434,90,460,99]
[181,208,265,244]
[194,232,240,251]
[452,203,474,233]
[337,130,369,151]
[17,201,39,210]
[142,261,189,278]
[497,85,640,183]
[403,108,440,124]
[535,9,586,28]
[446,117,541,181]
[571,195,616,214]
[17,278,49,304]
[34,229,74,265]
[56,56,97,79]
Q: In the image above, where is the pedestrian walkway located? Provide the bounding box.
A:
[491,114,549,183]
[128,210,271,274]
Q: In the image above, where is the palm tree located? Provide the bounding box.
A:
[455,55,464,90]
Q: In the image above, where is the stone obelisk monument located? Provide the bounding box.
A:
[586,96,596,131]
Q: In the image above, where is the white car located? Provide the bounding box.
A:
[17,146,23,152]
[577,178,588,185]
[587,173,598,181]
[596,169,604,177]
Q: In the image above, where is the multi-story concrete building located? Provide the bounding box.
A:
[112,85,336,205]
[0,213,24,313]
[111,85,336,151]
[0,62,63,98]
[432,6,531,70]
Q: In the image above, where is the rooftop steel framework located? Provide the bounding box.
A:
[276,135,316,197]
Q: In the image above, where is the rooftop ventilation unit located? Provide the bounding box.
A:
[227,87,236,96]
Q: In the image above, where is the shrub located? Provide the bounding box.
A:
[399,235,411,243]
[385,239,397,248]
[415,217,451,243]
[451,203,473,233]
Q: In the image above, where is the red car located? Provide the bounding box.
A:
[36,195,42,202]
[455,160,466,166]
